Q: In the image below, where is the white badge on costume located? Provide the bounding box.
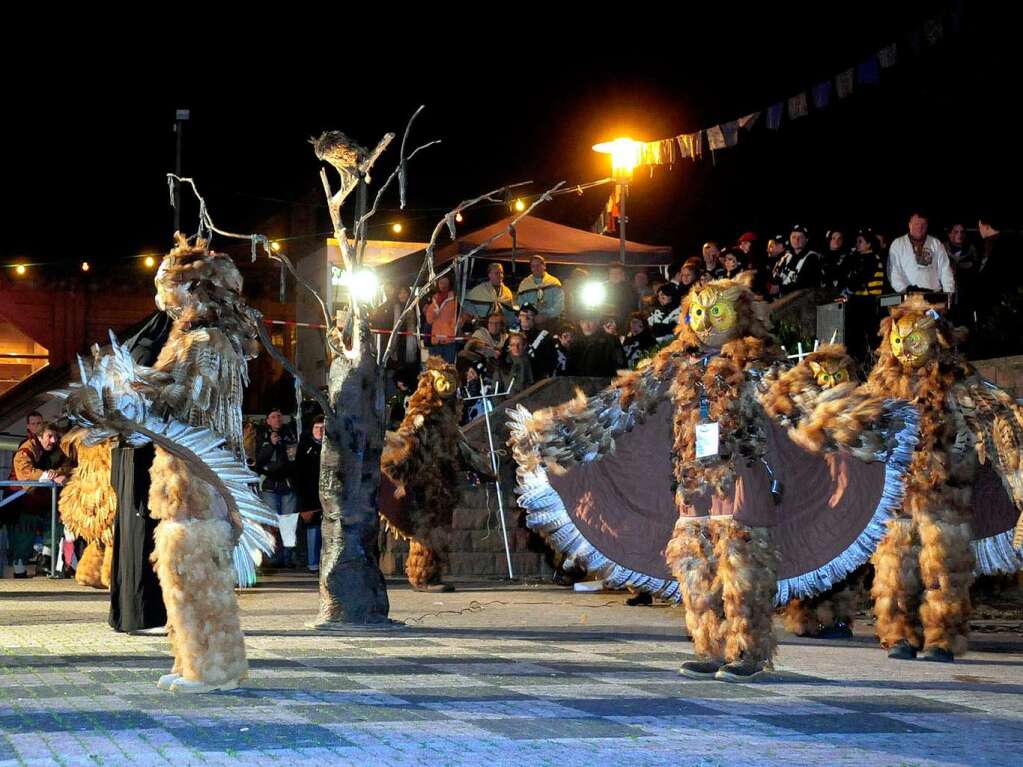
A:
[695,422,720,459]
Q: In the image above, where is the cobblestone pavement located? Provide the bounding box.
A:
[1,573,1021,766]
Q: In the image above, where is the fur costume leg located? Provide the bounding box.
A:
[917,504,974,656]
[75,542,105,589]
[149,450,247,690]
[716,519,778,665]
[781,579,861,636]
[153,518,247,689]
[405,539,443,589]
[871,518,922,649]
[101,542,113,589]
[666,518,724,660]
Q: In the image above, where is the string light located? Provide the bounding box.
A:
[514,199,525,212]
[455,212,464,223]
[392,223,403,234]
[144,256,156,268]
[270,241,282,252]
[15,264,26,276]
[81,261,90,272]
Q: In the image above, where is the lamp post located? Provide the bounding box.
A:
[592,138,641,265]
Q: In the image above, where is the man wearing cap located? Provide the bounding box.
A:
[736,232,758,258]
[462,262,516,326]
[774,225,821,295]
[516,255,564,323]
[762,234,789,297]
[887,211,954,295]
[515,304,558,380]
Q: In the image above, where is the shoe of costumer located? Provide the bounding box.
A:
[714,658,769,683]
[887,640,918,661]
[679,658,725,680]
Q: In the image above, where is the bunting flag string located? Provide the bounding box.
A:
[629,8,955,170]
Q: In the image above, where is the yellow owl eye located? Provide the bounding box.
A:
[821,373,830,381]
[694,308,704,316]
[711,305,721,316]
[893,337,902,345]
[834,370,845,381]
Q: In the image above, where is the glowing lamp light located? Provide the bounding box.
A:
[81,261,90,272]
[144,256,156,268]
[580,280,607,308]
[270,241,282,252]
[334,268,379,303]
[455,212,464,223]
[15,264,26,276]
[592,137,642,182]
[391,223,403,234]
[514,199,526,212]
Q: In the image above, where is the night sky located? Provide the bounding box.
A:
[5,2,1017,272]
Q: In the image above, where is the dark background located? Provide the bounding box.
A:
[4,2,1017,271]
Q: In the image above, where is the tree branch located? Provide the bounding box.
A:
[380,180,564,363]
[249,308,333,417]
[167,175,272,263]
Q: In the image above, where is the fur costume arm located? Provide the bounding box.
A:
[381,429,418,499]
[786,384,895,461]
[508,347,681,475]
[950,376,1023,548]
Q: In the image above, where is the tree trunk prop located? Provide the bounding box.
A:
[311,321,391,626]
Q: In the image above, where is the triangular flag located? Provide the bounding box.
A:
[787,92,808,120]
[766,102,784,130]
[856,54,880,85]
[707,125,726,151]
[738,112,760,130]
[835,68,855,99]
[721,121,739,147]
[923,18,944,46]
[811,81,831,110]
[878,43,898,68]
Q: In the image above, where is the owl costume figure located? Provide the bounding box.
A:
[54,234,276,693]
[511,274,918,682]
[380,358,493,591]
[761,345,868,638]
[799,295,1023,661]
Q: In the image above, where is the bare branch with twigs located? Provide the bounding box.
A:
[381,180,566,363]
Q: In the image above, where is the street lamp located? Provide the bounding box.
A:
[593,137,641,263]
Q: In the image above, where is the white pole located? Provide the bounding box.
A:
[480,382,515,579]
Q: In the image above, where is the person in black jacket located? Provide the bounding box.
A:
[294,416,324,572]
[776,224,821,295]
[254,409,298,567]
[568,315,627,377]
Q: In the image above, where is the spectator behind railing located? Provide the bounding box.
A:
[8,420,71,578]
[887,211,955,295]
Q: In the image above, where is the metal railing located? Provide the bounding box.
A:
[0,479,61,579]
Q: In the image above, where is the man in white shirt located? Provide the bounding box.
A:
[887,211,955,294]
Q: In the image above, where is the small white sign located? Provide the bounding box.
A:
[695,422,720,459]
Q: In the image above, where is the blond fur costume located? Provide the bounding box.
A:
[58,432,117,588]
[55,235,276,693]
[795,296,1023,660]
